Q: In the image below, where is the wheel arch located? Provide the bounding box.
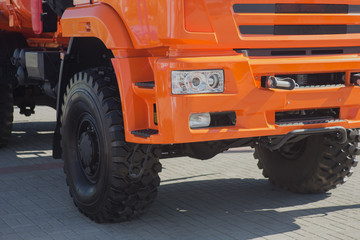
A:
[56,2,135,127]
[60,3,134,50]
[53,36,118,159]
[54,3,152,158]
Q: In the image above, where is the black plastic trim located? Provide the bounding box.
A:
[267,127,347,151]
[135,81,155,88]
[239,25,360,35]
[233,4,359,14]
[235,47,360,57]
[132,129,159,138]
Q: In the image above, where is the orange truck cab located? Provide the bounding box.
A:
[0,0,359,222]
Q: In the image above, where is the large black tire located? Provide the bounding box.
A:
[254,130,359,193]
[0,83,14,147]
[60,68,162,222]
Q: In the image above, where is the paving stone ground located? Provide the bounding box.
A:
[0,106,360,240]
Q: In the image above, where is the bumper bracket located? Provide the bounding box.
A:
[266,126,347,151]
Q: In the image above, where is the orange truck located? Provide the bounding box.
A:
[0,0,360,222]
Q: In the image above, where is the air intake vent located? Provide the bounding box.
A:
[261,73,345,89]
[235,47,360,57]
[233,4,360,14]
[239,25,360,35]
[234,4,360,36]
[275,108,340,125]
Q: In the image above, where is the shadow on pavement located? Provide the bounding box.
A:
[0,121,58,167]
[2,120,359,239]
[127,178,360,239]
[10,121,55,150]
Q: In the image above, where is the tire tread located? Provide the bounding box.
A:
[61,67,161,223]
[254,130,359,193]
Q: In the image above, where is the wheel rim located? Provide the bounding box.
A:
[76,114,101,184]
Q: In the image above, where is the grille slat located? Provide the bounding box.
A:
[233,4,359,14]
[275,108,341,126]
[234,3,360,36]
[239,25,360,35]
[261,73,345,88]
[235,47,360,57]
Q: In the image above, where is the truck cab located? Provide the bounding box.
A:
[0,0,359,222]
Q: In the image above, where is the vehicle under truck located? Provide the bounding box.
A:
[0,0,360,222]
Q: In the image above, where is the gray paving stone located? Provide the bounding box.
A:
[0,106,360,240]
[0,233,24,240]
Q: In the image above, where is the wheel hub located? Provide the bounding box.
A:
[77,120,100,183]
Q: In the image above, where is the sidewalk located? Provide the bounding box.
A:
[0,107,359,240]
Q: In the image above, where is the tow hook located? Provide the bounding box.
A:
[265,76,298,90]
[264,127,347,151]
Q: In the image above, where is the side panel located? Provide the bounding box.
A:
[61,4,133,50]
[112,57,157,144]
[60,3,154,146]
[0,0,35,33]
[97,0,360,50]
[93,0,217,49]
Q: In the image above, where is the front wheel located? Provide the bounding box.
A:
[60,68,161,222]
[254,130,359,193]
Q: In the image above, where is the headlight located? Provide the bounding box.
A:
[171,70,224,94]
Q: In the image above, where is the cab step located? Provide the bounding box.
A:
[135,81,155,88]
[131,129,158,138]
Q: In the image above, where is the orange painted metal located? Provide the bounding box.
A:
[0,0,33,32]
[184,0,213,33]
[80,0,360,50]
[3,0,360,49]
[0,0,68,47]
[2,0,360,144]
[87,0,217,49]
[48,0,360,144]
[113,53,360,144]
[61,4,133,51]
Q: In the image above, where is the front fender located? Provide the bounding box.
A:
[61,3,133,50]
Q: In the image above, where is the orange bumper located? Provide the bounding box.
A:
[112,53,360,144]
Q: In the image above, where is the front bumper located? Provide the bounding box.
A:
[113,53,360,144]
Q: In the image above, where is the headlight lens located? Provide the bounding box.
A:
[171,70,224,94]
[189,113,211,129]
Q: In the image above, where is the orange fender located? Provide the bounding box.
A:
[61,3,133,50]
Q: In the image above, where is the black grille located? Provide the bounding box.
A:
[260,73,345,89]
[235,3,360,36]
[275,108,340,125]
[233,4,360,14]
[276,4,349,14]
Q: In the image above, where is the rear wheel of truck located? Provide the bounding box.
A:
[60,68,162,222]
[0,83,14,147]
[254,131,359,193]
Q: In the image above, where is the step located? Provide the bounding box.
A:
[131,129,159,138]
[135,81,155,88]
